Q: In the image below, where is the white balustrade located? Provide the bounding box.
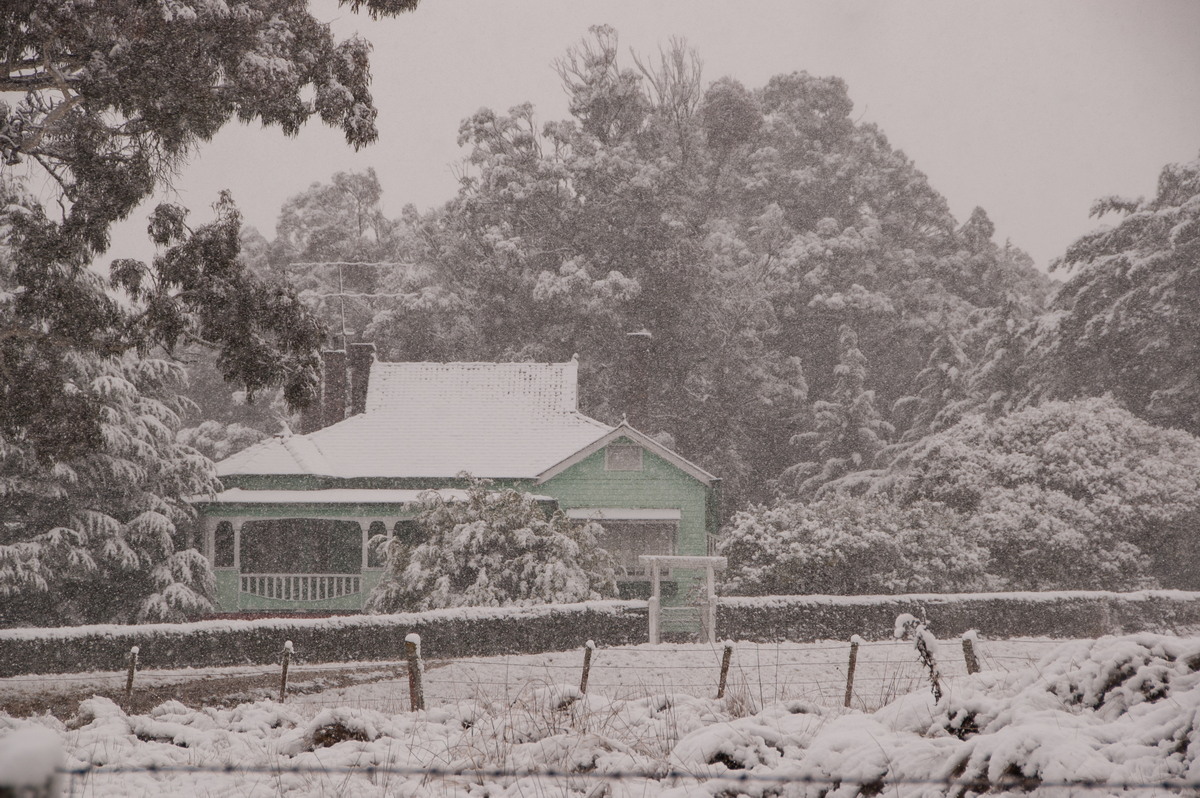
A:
[239,573,362,602]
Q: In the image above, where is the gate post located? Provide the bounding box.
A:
[701,564,717,644]
[647,558,661,644]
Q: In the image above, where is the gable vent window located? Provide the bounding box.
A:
[605,444,643,471]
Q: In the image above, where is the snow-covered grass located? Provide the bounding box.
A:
[3,634,1199,796]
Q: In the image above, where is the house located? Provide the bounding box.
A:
[194,346,721,613]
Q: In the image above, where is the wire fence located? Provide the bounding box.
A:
[50,761,1200,793]
[0,634,1070,740]
[4,635,1184,797]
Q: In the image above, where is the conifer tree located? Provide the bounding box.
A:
[891,330,972,447]
[779,325,892,497]
[1034,154,1200,434]
[0,355,217,625]
[966,293,1037,418]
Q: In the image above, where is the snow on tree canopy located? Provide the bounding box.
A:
[365,477,618,612]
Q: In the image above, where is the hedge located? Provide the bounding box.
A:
[717,590,1200,642]
[0,601,648,677]
[5,591,1200,677]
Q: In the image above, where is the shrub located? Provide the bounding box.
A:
[366,477,618,612]
[718,495,987,596]
[883,398,1200,590]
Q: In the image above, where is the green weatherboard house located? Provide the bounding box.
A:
[195,346,720,613]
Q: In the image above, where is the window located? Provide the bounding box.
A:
[605,444,643,471]
[214,521,235,568]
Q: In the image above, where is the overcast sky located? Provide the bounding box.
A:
[111,0,1200,273]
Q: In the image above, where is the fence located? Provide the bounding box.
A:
[4,631,1196,798]
[0,629,1067,717]
[42,763,1200,798]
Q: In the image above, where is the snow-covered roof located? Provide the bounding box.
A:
[217,359,614,480]
[194,488,554,505]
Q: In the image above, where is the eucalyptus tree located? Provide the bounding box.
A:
[0,0,419,624]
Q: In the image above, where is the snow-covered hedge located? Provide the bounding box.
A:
[0,601,647,677]
[6,590,1199,677]
[717,590,1200,642]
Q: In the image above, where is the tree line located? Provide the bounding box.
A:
[195,28,1200,601]
[2,11,1198,623]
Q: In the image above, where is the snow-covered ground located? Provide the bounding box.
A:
[3,634,1198,796]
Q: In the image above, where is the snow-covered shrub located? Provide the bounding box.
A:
[718,494,987,596]
[882,397,1200,590]
[366,478,618,612]
[894,612,942,700]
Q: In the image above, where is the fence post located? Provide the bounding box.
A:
[279,640,292,703]
[124,646,139,708]
[844,635,862,708]
[716,640,734,699]
[961,630,980,675]
[579,640,595,695]
[405,633,425,711]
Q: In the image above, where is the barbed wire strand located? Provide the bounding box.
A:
[54,761,1200,791]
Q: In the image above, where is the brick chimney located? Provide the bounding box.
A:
[298,390,322,435]
[321,349,348,428]
[347,342,376,417]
